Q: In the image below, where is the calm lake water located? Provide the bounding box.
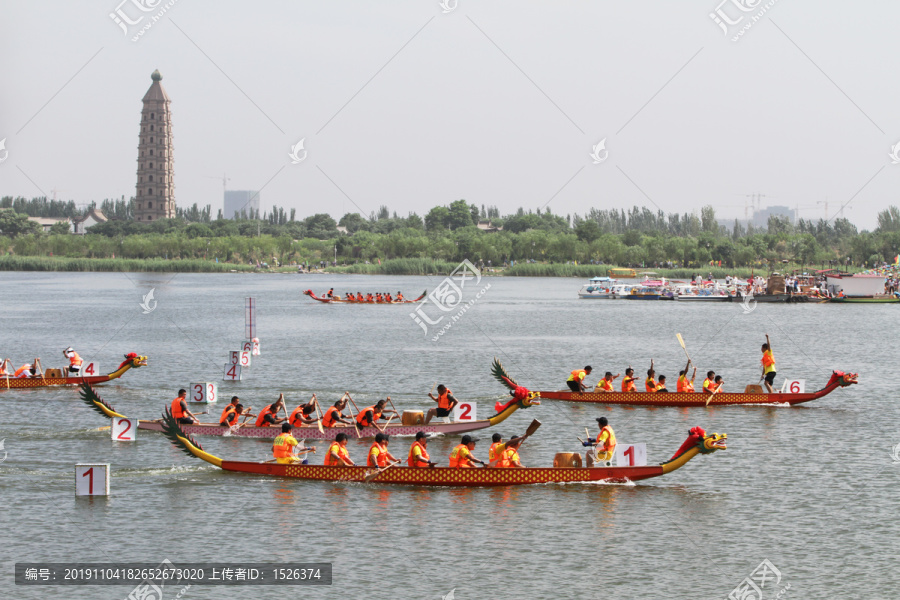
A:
[1,271,896,599]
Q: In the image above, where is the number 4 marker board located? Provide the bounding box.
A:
[223,364,242,381]
[75,464,110,496]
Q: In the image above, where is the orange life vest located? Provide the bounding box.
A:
[645,377,658,393]
[437,390,452,410]
[14,365,32,378]
[597,425,616,454]
[272,433,296,459]
[356,405,381,427]
[171,397,186,420]
[622,377,636,392]
[598,379,613,391]
[368,442,387,467]
[255,404,278,427]
[707,381,720,393]
[489,442,504,462]
[220,406,237,426]
[357,293,363,302]
[289,405,311,427]
[407,441,430,466]
[449,444,471,468]
[397,294,404,301]
[496,446,518,468]
[322,406,342,427]
[567,369,586,382]
[386,294,393,302]
[762,349,775,372]
[68,352,83,367]
[683,379,695,393]
[702,378,713,392]
[324,441,349,466]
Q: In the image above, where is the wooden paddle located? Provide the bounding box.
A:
[376,413,394,434]
[522,418,541,440]
[311,394,324,434]
[705,382,723,407]
[676,333,692,364]
[363,460,401,483]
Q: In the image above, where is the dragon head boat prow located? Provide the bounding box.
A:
[490,357,541,412]
[830,370,858,388]
[659,426,726,474]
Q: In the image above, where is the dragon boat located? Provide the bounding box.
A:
[534,370,857,407]
[161,410,727,487]
[303,290,427,304]
[1,353,147,390]
[79,380,540,440]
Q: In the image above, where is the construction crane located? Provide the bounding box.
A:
[203,173,230,195]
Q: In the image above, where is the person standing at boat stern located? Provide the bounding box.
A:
[761,334,777,393]
[171,389,201,425]
[566,366,592,392]
[425,385,458,424]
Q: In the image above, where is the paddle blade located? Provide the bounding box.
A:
[676,333,685,349]
[525,419,542,437]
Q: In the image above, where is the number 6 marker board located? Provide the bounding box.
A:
[452,402,476,423]
[75,464,110,496]
[111,417,137,442]
[784,380,805,394]
[614,443,647,467]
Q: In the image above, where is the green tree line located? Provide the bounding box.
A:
[1,196,899,269]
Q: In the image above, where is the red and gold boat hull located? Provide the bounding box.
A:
[303,290,427,304]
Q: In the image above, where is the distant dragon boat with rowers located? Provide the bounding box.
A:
[0,353,147,390]
[535,370,858,407]
[79,381,540,440]
[161,409,727,487]
[303,290,427,304]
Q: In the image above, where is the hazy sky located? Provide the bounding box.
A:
[1,1,898,229]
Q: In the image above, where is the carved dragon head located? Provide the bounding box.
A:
[830,370,858,388]
[669,426,727,461]
[699,432,728,454]
[491,358,541,412]
[120,353,148,369]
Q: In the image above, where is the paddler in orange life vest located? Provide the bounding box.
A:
[396,291,404,301]
[449,435,486,468]
[621,367,637,392]
[702,371,717,395]
[171,388,202,425]
[408,431,436,467]
[356,292,364,302]
[255,394,288,427]
[220,396,254,427]
[594,371,620,392]
[324,432,355,466]
[425,384,458,424]
[356,399,398,431]
[677,359,696,392]
[288,395,320,428]
[566,366,592,393]
[368,432,400,468]
[583,417,617,467]
[272,422,316,465]
[326,288,334,298]
[645,360,659,392]
[63,347,82,374]
[322,397,354,427]
[761,334,777,393]
[495,435,525,468]
[488,433,506,467]
[656,375,668,393]
[14,362,38,378]
[0,358,9,378]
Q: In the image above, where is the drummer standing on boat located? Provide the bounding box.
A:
[566,366,592,392]
[761,334,777,393]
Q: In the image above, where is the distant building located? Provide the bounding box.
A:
[752,205,795,228]
[134,69,176,222]
[28,217,72,233]
[73,208,108,234]
[477,220,502,232]
[224,190,260,219]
